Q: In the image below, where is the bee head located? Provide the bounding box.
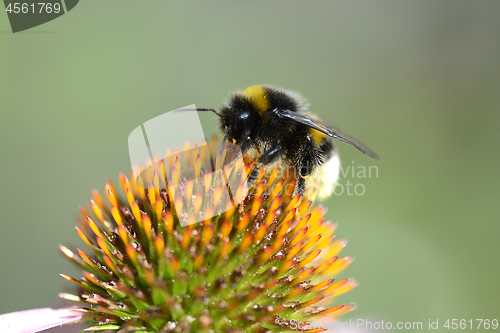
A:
[220,96,256,144]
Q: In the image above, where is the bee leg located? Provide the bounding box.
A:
[248,143,284,183]
[240,135,252,153]
[248,168,260,182]
[295,176,306,196]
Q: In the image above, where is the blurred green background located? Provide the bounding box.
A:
[1,1,499,332]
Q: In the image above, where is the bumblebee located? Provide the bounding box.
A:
[197,85,379,200]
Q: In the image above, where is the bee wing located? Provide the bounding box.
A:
[279,109,380,159]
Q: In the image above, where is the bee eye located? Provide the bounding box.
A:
[232,111,250,141]
[232,122,242,140]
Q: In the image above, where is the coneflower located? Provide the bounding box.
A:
[59,139,357,332]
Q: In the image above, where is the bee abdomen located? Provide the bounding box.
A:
[304,138,340,200]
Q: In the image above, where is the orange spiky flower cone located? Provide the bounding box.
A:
[60,139,357,332]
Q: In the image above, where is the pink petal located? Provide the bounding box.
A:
[0,307,82,333]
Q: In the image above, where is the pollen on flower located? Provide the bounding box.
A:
[60,138,357,332]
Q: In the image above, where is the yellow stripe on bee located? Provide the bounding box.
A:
[243,85,270,115]
[309,128,327,145]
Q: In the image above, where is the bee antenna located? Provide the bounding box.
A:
[174,108,222,118]
[195,108,222,118]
